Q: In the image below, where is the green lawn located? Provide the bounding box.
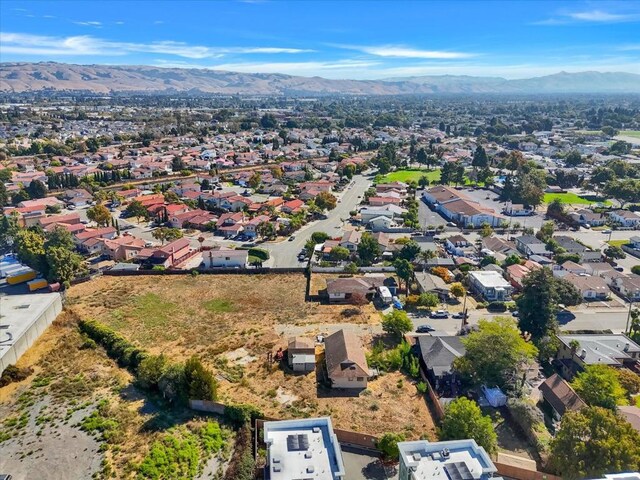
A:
[575,130,604,135]
[607,239,629,248]
[377,168,441,184]
[618,130,640,139]
[543,192,611,206]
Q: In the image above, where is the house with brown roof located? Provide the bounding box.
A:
[287,337,316,373]
[136,237,192,268]
[563,273,609,300]
[324,330,368,389]
[100,235,146,261]
[325,277,385,304]
[539,373,586,420]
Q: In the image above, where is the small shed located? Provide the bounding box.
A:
[287,337,316,373]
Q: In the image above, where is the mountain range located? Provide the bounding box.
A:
[1,62,639,95]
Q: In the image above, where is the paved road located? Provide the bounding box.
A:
[410,308,632,336]
[266,174,373,267]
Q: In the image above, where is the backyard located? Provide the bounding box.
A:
[543,192,611,206]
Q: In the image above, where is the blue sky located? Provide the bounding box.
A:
[1,0,639,79]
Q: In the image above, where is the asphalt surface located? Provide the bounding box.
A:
[266,174,373,267]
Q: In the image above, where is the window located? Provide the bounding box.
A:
[357,377,364,382]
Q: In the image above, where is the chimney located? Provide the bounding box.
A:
[624,342,630,352]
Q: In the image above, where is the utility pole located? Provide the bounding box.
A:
[626,299,634,334]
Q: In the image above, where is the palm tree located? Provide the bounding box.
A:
[419,249,435,270]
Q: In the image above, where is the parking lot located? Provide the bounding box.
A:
[459,187,545,230]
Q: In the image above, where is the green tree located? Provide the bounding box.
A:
[184,356,218,401]
[417,292,439,308]
[549,406,640,480]
[503,254,521,267]
[357,232,380,265]
[471,145,489,168]
[125,200,150,222]
[564,150,583,167]
[0,182,8,208]
[0,211,21,251]
[617,368,640,398]
[314,191,337,212]
[137,355,169,390]
[536,221,555,243]
[376,432,405,461]
[256,221,276,239]
[479,222,493,238]
[248,172,262,189]
[15,228,47,272]
[382,310,413,340]
[311,231,330,244]
[449,282,466,299]
[393,258,414,293]
[455,317,537,390]
[152,227,183,245]
[157,362,186,404]
[572,364,627,409]
[517,268,581,341]
[604,245,626,260]
[440,397,497,454]
[27,179,47,199]
[399,240,421,262]
[87,203,112,227]
[328,246,350,262]
[46,246,87,286]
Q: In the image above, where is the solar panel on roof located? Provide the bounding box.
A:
[286,434,309,451]
[444,462,474,480]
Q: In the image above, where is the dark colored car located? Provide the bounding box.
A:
[452,312,469,319]
[416,325,435,333]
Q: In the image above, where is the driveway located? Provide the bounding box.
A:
[265,174,373,267]
[342,447,398,480]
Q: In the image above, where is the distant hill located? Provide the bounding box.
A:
[1,62,639,95]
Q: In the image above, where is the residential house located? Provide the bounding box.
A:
[368,196,402,207]
[397,440,498,480]
[505,261,540,291]
[515,235,551,258]
[414,272,450,300]
[339,230,362,253]
[216,212,245,237]
[287,337,316,373]
[538,373,586,420]
[325,277,384,304]
[360,205,404,224]
[243,215,272,239]
[74,227,117,252]
[608,209,640,228]
[416,335,465,390]
[63,188,93,207]
[376,182,407,194]
[137,238,192,268]
[468,271,513,301]
[281,199,305,214]
[481,236,519,258]
[502,203,534,216]
[100,235,146,261]
[555,334,640,379]
[564,273,609,300]
[445,235,472,257]
[263,417,345,480]
[610,274,640,301]
[170,209,217,230]
[203,248,248,268]
[369,215,395,231]
[324,329,368,389]
[570,208,607,227]
[553,235,587,256]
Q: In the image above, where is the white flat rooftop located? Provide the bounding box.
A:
[469,270,511,288]
[0,293,61,362]
[264,417,345,480]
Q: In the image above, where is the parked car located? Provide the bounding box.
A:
[416,325,435,333]
[430,310,449,319]
[603,229,612,234]
[288,235,296,241]
[446,222,457,227]
[614,266,624,272]
[452,312,469,319]
[511,310,519,317]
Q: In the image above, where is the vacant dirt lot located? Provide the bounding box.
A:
[67,274,437,439]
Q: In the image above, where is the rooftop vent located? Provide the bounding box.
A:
[413,453,422,461]
[580,348,587,358]
[442,448,450,458]
[305,451,313,459]
[307,466,315,474]
[272,465,281,473]
[624,342,630,352]
[312,427,320,433]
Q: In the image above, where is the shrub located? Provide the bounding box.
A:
[416,381,428,394]
[377,432,405,460]
[0,364,34,387]
[506,398,551,456]
[487,301,507,312]
[184,356,218,401]
[158,363,187,404]
[248,248,270,261]
[224,404,262,428]
[136,355,169,390]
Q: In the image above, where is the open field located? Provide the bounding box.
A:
[67,274,438,440]
[619,130,640,139]
[607,239,629,248]
[543,192,611,206]
[377,168,441,184]
[0,310,233,480]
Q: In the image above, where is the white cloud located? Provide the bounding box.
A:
[74,21,102,27]
[0,32,312,59]
[208,60,380,76]
[337,44,474,59]
[568,10,633,22]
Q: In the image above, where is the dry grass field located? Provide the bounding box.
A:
[1,273,437,479]
[66,274,437,439]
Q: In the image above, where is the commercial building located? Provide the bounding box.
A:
[263,417,346,480]
[0,293,63,374]
[398,439,501,480]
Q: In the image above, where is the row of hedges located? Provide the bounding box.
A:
[247,248,270,261]
[79,319,218,405]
